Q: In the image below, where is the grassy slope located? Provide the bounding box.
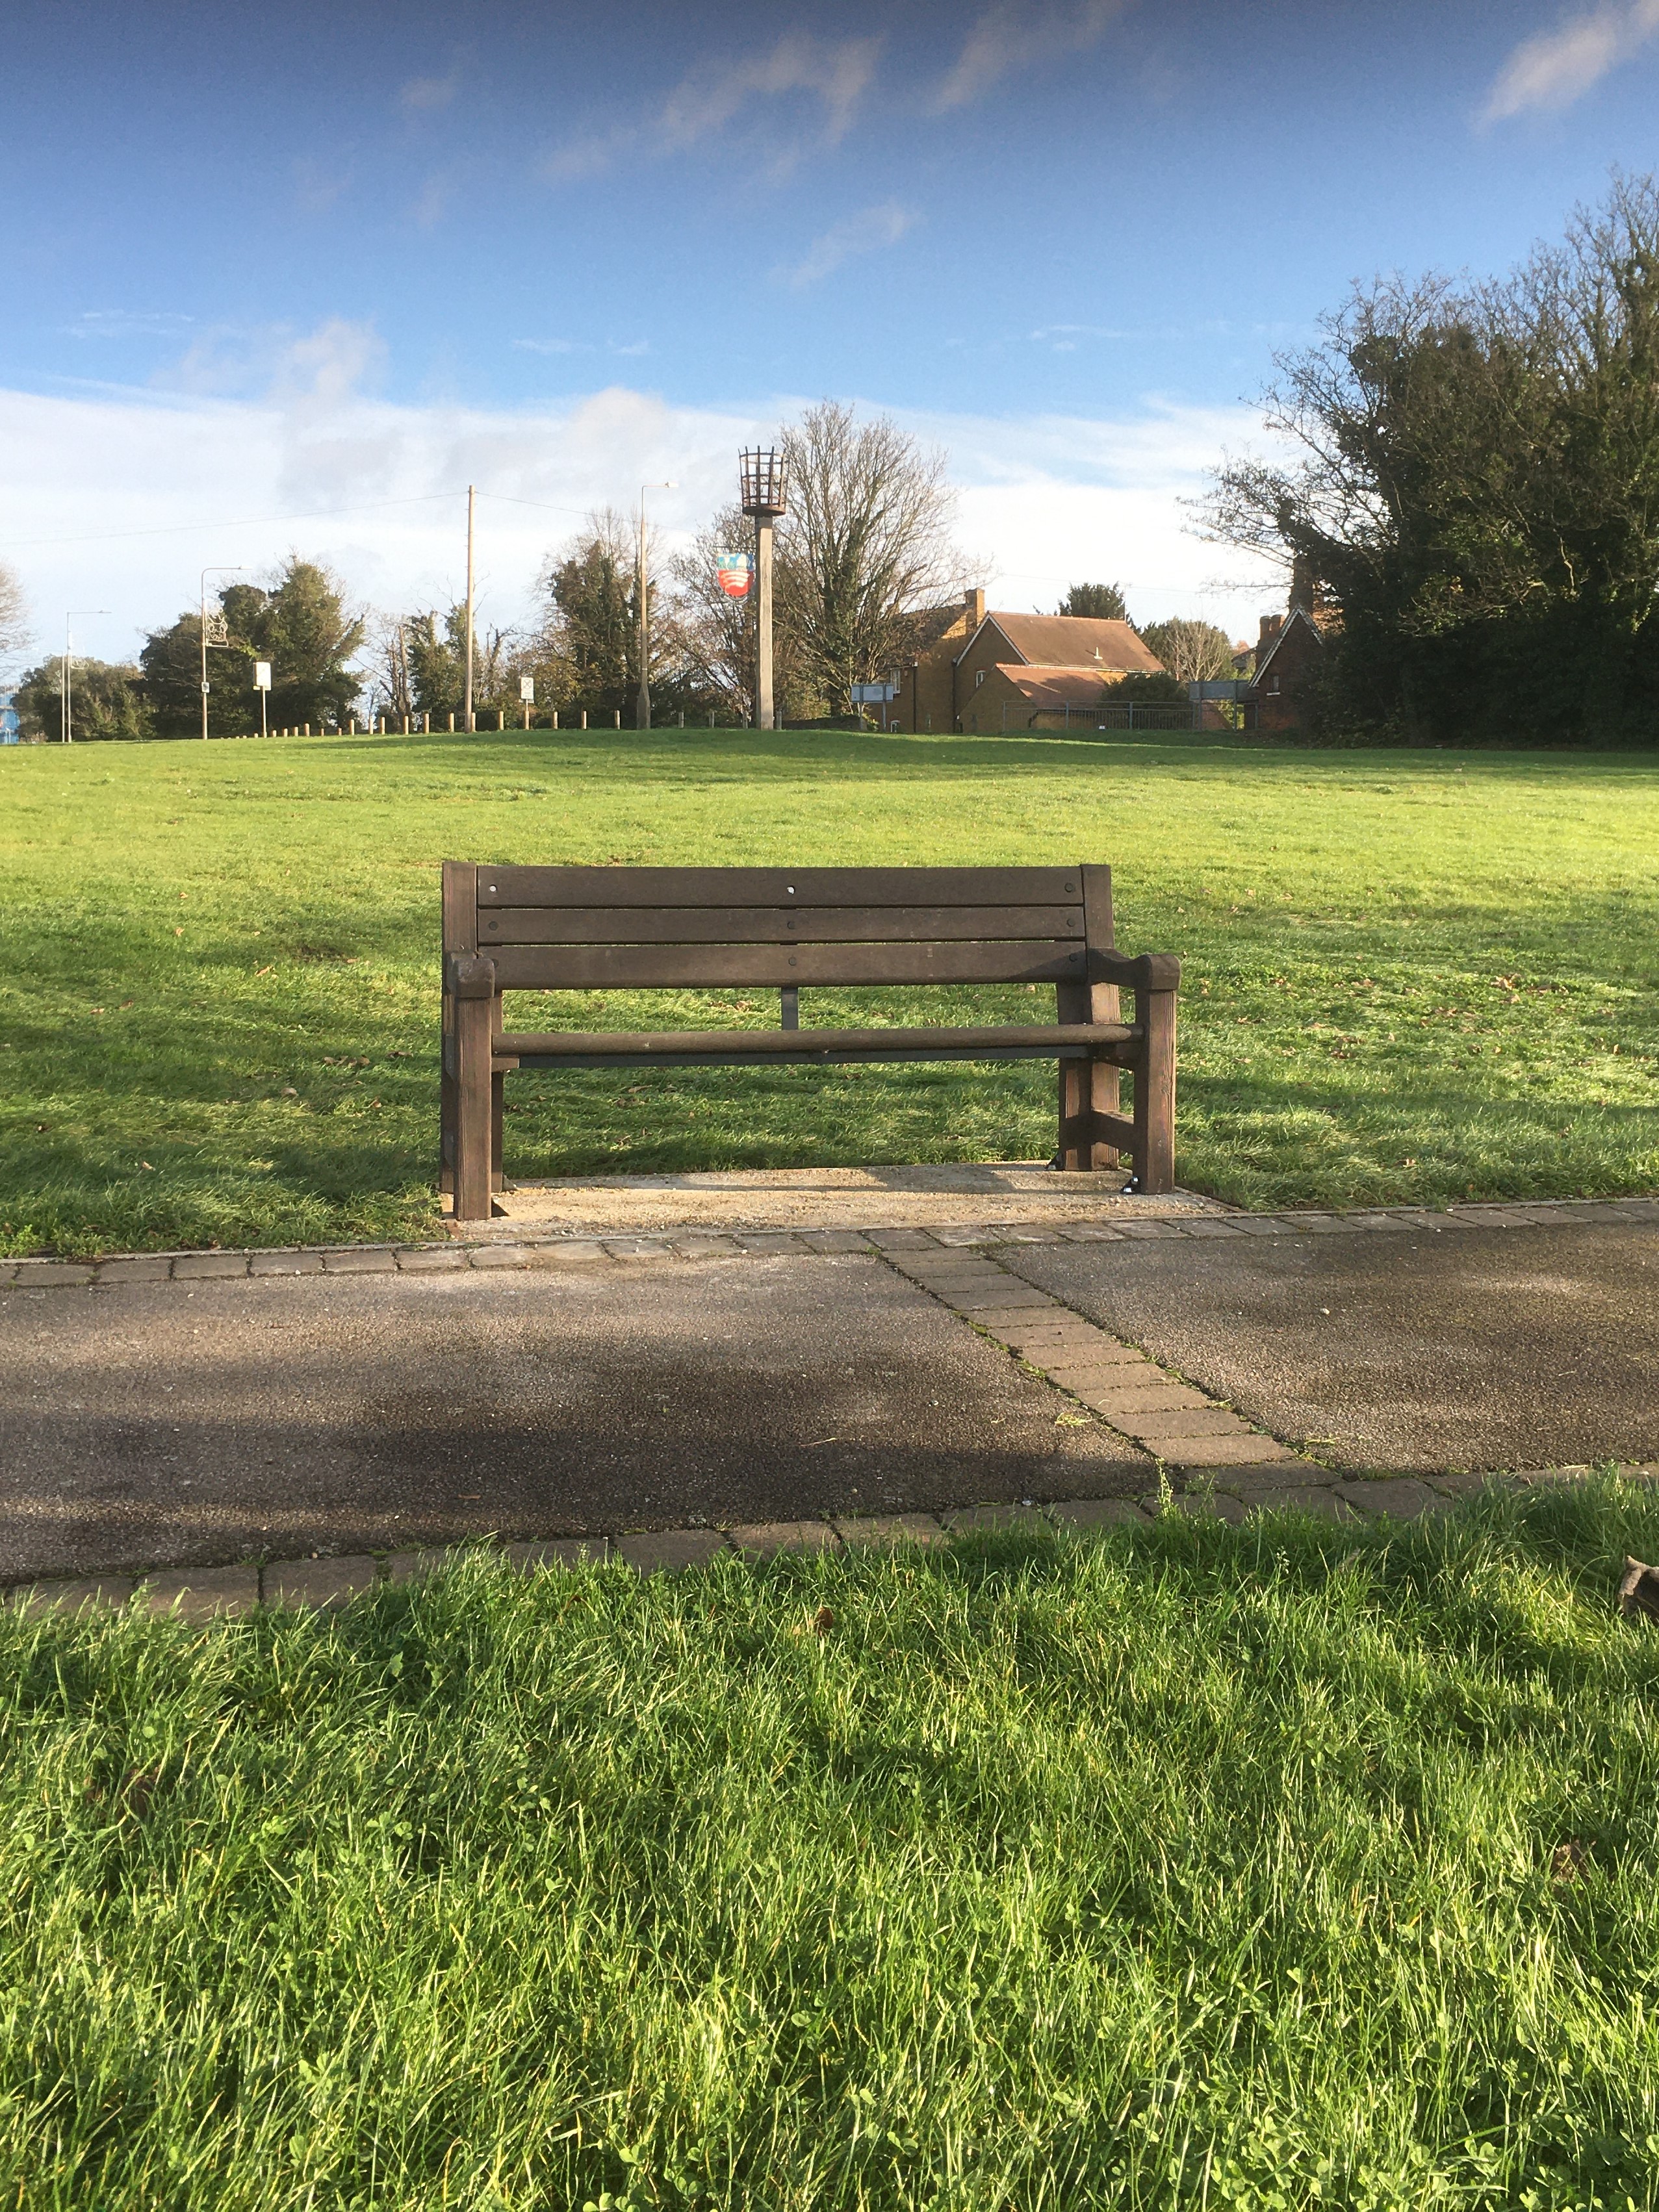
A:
[5,1483,1659,2209]
[1,728,1655,1256]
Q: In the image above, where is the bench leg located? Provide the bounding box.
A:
[491,1067,506,1193]
[1057,1056,1120,1171]
[454,992,496,1221]
[439,992,457,1195]
[1057,976,1120,1171]
[1132,984,1177,1193]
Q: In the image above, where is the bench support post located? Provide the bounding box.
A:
[1131,967,1178,1193]
[450,953,499,1221]
[1057,862,1121,1171]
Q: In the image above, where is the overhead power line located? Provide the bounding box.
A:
[0,486,600,555]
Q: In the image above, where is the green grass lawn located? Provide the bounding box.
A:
[6,1482,1659,2209]
[1,728,1655,1257]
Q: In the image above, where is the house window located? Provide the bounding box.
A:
[975,668,986,687]
[1267,674,1280,694]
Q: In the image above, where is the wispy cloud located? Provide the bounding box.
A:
[157,316,385,411]
[934,0,1124,110]
[400,55,465,114]
[293,156,352,215]
[64,309,194,341]
[780,203,918,289]
[1483,0,1659,120]
[547,29,881,180]
[513,338,591,356]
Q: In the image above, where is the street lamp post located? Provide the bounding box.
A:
[636,481,675,730]
[62,609,109,743]
[463,485,476,733]
[199,566,248,740]
[739,449,787,731]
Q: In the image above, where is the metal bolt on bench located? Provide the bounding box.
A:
[440,863,1181,1221]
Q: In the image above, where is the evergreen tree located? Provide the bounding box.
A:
[140,557,363,736]
[1055,582,1128,621]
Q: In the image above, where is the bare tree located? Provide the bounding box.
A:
[775,401,984,715]
[1137,616,1238,683]
[0,561,31,678]
[365,611,414,722]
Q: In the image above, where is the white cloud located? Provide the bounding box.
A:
[0,364,1279,672]
[400,58,464,114]
[934,0,1124,111]
[513,338,591,355]
[547,30,881,180]
[1483,0,1659,119]
[779,203,918,289]
[161,316,384,408]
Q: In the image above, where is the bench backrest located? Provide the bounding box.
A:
[442,863,1115,991]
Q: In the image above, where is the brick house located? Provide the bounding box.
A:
[1250,561,1330,731]
[884,592,1164,732]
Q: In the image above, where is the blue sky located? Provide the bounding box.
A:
[5,0,1659,666]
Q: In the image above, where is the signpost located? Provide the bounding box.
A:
[716,552,753,598]
[520,673,535,728]
[255,660,272,741]
[851,680,896,728]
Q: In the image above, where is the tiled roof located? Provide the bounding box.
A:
[982,614,1162,674]
[993,664,1122,706]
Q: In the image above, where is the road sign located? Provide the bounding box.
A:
[850,681,896,703]
[717,550,753,598]
[520,674,535,702]
[255,661,272,690]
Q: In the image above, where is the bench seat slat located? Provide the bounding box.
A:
[491,943,1089,989]
[480,902,1085,946]
[495,1022,1135,1058]
[476,865,1081,908]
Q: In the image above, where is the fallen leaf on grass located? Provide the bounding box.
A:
[813,1606,835,1636]
[1619,1557,1659,1620]
[1551,1838,1590,1885]
[254,965,272,976]
[119,1767,160,1821]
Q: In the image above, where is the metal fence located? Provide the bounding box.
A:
[1003,698,1256,734]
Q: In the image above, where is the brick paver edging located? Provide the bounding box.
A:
[5,1194,1656,1291]
[12,1464,1657,1623]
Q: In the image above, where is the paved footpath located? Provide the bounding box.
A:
[3,1195,1655,1619]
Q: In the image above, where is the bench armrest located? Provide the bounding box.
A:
[1092,950,1180,991]
[446,953,498,998]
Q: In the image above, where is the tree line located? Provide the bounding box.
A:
[4,392,1249,742]
[4,403,989,740]
[1203,172,1659,743]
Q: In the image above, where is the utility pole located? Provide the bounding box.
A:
[739,448,786,730]
[636,481,675,730]
[463,484,476,733]
[62,610,109,743]
[199,566,247,740]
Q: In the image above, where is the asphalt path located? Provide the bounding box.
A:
[0,1254,1148,1581]
[1003,1219,1659,1475]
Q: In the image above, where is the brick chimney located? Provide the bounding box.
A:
[1258,613,1284,655]
[1288,557,1318,617]
[964,587,986,629]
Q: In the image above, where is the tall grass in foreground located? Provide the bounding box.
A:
[3,1480,1659,2208]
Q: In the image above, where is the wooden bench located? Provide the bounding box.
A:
[441,863,1179,1222]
